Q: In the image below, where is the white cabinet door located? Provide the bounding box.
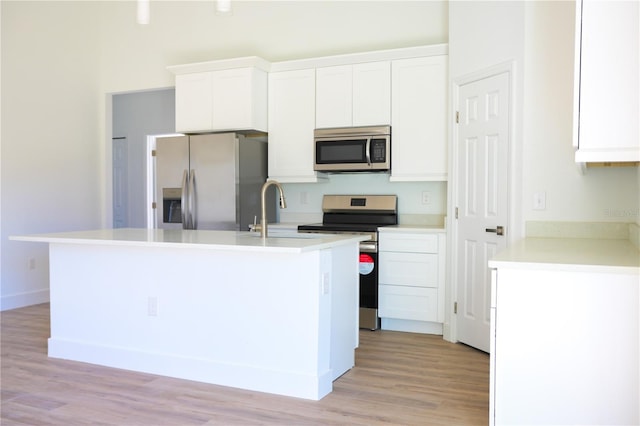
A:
[268,69,325,182]
[175,72,213,133]
[379,252,438,288]
[316,62,391,129]
[391,56,448,181]
[379,285,439,322]
[379,232,438,253]
[175,68,267,134]
[574,0,639,162]
[352,61,391,126]
[316,65,352,129]
[211,67,267,132]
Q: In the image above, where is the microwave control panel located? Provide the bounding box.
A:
[371,139,387,163]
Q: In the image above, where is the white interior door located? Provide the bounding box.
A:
[455,72,510,353]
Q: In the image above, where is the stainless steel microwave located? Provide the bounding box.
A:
[314,125,391,172]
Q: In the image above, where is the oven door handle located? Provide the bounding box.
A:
[360,242,377,253]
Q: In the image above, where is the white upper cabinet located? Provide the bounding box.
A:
[171,59,269,134]
[175,72,214,133]
[573,0,639,163]
[316,61,391,129]
[268,69,326,182]
[211,68,267,132]
[316,65,352,128]
[391,55,448,181]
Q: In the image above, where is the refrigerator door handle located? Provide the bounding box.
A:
[189,169,197,229]
[181,169,189,229]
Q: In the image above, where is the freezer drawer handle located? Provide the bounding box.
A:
[485,226,505,236]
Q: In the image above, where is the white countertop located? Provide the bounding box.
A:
[11,228,369,254]
[489,237,640,274]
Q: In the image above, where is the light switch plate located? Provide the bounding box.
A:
[533,192,546,210]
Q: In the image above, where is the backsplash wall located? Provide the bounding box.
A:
[279,174,447,224]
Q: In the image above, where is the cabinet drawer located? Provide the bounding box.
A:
[379,285,438,322]
[379,252,437,288]
[379,233,438,253]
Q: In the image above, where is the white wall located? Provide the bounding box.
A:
[1,0,447,310]
[450,0,639,235]
[522,1,639,225]
[1,2,102,309]
[446,0,639,344]
[449,0,526,239]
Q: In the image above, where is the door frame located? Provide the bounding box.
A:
[445,60,522,344]
[146,133,183,229]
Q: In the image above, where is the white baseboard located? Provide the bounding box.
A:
[49,337,332,400]
[0,289,50,311]
[381,318,443,335]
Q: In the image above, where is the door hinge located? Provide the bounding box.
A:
[454,301,458,314]
[455,207,459,219]
[151,150,156,157]
[456,111,460,124]
[152,202,156,209]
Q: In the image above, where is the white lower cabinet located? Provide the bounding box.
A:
[378,229,446,334]
[379,286,438,322]
[489,266,639,425]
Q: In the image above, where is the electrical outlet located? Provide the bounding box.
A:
[28,258,36,270]
[422,191,432,205]
[300,191,308,205]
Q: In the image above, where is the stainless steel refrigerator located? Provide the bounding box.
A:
[153,133,274,231]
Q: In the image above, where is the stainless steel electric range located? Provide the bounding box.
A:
[298,194,398,330]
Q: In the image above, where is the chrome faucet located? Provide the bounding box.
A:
[260,180,287,238]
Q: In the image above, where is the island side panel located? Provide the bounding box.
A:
[328,242,359,380]
[46,241,350,400]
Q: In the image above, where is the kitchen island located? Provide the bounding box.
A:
[11,228,368,400]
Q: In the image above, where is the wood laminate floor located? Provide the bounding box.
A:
[1,304,489,425]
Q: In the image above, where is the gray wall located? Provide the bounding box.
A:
[112,88,176,227]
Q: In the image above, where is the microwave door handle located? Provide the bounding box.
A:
[365,137,372,166]
[181,169,189,229]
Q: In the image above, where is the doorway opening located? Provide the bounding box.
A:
[111,88,175,228]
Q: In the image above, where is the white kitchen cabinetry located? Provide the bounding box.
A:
[315,61,391,129]
[489,238,639,425]
[391,56,448,181]
[378,229,446,334]
[174,66,268,134]
[268,69,326,183]
[573,0,639,163]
